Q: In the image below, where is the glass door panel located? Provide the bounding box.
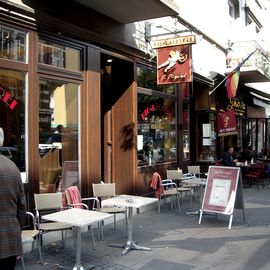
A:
[39,78,79,193]
[0,68,26,180]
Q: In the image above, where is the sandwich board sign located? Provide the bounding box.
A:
[199,166,245,229]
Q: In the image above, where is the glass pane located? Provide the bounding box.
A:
[39,39,81,71]
[137,65,175,94]
[39,79,79,193]
[0,68,26,179]
[0,25,27,62]
[137,94,176,166]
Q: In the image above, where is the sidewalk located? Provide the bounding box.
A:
[16,185,270,270]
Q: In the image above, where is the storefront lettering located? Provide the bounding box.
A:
[0,86,17,110]
[152,35,196,49]
[227,99,245,114]
[141,104,163,120]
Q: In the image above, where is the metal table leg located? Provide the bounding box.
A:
[109,207,151,255]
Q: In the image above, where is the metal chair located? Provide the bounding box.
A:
[151,172,181,214]
[34,193,73,250]
[64,185,100,248]
[92,183,127,238]
[166,169,193,208]
[21,212,43,270]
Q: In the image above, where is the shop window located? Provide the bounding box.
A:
[137,93,176,166]
[39,40,81,71]
[198,112,216,161]
[0,68,26,178]
[0,25,27,62]
[137,65,175,94]
[39,78,79,193]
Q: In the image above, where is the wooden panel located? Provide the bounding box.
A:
[111,59,136,194]
[27,31,40,211]
[80,47,101,197]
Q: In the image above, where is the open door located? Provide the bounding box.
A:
[101,54,136,194]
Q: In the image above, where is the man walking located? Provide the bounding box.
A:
[0,127,26,269]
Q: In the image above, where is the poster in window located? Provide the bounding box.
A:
[60,161,78,191]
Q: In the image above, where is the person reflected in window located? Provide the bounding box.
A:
[222,146,238,166]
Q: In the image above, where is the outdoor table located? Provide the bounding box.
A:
[182,177,207,215]
[102,194,158,255]
[43,208,112,270]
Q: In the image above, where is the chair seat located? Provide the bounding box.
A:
[22,229,39,241]
[177,187,192,192]
[164,188,179,195]
[39,222,72,231]
[100,205,126,214]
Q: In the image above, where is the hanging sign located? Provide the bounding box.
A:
[156,44,192,84]
[0,86,17,110]
[217,110,237,137]
[152,35,196,85]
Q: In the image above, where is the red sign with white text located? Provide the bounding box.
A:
[202,166,240,215]
[217,110,237,137]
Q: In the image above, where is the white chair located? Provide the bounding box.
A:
[64,185,100,248]
[34,193,73,250]
[166,169,193,208]
[21,212,43,270]
[92,183,127,238]
[188,165,205,178]
[151,172,181,214]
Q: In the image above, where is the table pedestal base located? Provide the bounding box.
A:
[110,240,151,255]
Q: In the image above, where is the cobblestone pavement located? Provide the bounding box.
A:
[16,185,270,270]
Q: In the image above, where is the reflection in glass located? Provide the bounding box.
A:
[39,79,79,193]
[39,40,81,71]
[0,25,27,62]
[137,65,175,94]
[0,68,26,174]
[137,94,176,166]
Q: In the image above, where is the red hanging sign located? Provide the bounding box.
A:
[217,110,238,137]
[156,44,192,85]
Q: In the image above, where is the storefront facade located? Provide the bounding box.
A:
[0,0,183,210]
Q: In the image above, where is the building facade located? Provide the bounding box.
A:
[0,0,269,210]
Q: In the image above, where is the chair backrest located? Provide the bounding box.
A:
[92,183,116,198]
[166,169,183,180]
[64,186,83,208]
[187,165,200,175]
[34,192,63,211]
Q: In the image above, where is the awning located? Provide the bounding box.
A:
[74,0,180,23]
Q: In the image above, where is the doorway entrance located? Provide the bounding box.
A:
[100,53,135,194]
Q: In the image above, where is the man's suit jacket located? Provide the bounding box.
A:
[0,155,26,259]
[222,151,234,166]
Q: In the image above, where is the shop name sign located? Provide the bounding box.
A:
[0,86,17,110]
[152,35,196,49]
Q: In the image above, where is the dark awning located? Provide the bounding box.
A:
[74,0,179,23]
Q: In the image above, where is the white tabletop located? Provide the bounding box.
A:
[102,194,158,209]
[42,208,112,227]
[182,177,207,185]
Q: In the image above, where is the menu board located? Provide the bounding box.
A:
[201,166,240,215]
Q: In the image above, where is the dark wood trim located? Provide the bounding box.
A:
[27,30,40,211]
[0,59,28,72]
[80,46,101,198]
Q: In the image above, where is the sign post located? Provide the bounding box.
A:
[199,166,245,229]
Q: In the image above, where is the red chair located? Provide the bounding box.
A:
[244,164,266,189]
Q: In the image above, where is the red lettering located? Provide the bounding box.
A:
[2,92,11,103]
[9,99,17,110]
